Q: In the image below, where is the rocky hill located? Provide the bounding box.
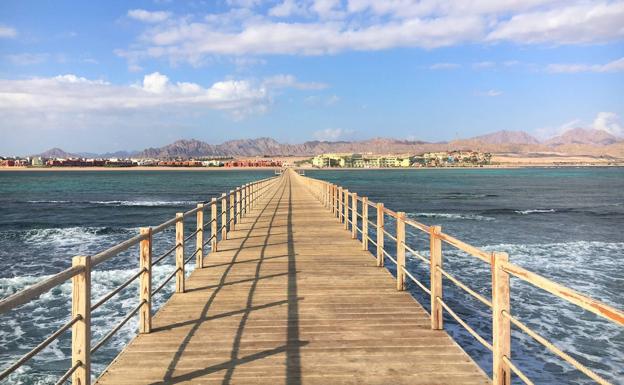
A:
[35,128,624,159]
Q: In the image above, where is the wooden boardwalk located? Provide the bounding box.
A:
[96,170,489,385]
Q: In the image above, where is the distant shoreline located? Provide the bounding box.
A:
[1,164,622,172]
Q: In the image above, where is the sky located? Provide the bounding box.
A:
[0,0,623,155]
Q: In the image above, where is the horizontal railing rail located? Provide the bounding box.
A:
[0,175,279,385]
[298,173,624,385]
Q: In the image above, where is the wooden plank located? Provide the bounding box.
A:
[95,169,489,385]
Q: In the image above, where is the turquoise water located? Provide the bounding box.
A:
[0,168,623,384]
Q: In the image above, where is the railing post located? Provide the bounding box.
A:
[362,197,368,251]
[492,252,511,385]
[376,203,384,267]
[211,198,218,252]
[242,184,248,216]
[331,185,336,215]
[229,190,235,232]
[236,188,241,224]
[251,183,255,209]
[71,255,91,385]
[430,225,443,329]
[351,192,357,239]
[396,212,406,291]
[196,205,204,269]
[326,184,330,209]
[343,189,349,230]
[139,227,152,334]
[338,187,343,222]
[221,193,227,240]
[177,213,185,292]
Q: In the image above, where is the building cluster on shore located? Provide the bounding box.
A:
[1,150,491,169]
[0,156,284,168]
[311,151,492,168]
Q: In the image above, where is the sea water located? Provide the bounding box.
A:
[308,167,624,385]
[0,168,622,384]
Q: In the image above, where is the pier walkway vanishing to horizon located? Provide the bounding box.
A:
[1,169,623,385]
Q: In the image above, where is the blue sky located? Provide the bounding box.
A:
[0,0,623,155]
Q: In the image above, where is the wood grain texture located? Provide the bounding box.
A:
[96,170,489,385]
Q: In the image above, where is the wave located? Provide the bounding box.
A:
[515,209,557,215]
[410,212,495,221]
[27,200,196,207]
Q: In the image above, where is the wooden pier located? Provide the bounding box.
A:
[1,169,622,385]
[95,169,488,385]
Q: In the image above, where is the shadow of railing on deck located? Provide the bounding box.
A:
[149,175,304,385]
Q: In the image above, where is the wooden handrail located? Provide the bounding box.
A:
[0,174,281,384]
[297,173,623,385]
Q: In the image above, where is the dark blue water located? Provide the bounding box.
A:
[0,168,622,384]
[0,170,273,384]
[307,168,624,385]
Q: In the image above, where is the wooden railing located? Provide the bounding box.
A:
[0,176,279,385]
[299,173,624,385]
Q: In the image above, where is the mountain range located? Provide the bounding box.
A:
[35,128,624,159]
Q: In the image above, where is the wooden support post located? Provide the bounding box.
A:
[430,225,443,329]
[351,192,357,239]
[139,227,152,334]
[338,187,343,222]
[343,189,349,230]
[376,203,384,267]
[243,184,248,216]
[71,255,91,385]
[236,188,241,224]
[177,213,186,292]
[251,183,255,209]
[396,212,406,291]
[331,185,335,214]
[326,184,330,209]
[362,197,368,251]
[211,198,218,252]
[196,205,203,269]
[229,191,235,232]
[492,252,511,385]
[221,193,227,240]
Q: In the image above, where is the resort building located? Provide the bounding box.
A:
[312,153,413,168]
[421,151,492,167]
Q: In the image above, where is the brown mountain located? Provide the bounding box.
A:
[36,147,79,158]
[33,128,624,160]
[545,128,619,146]
[471,130,540,145]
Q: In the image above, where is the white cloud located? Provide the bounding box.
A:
[262,74,328,90]
[127,9,171,23]
[269,0,307,17]
[313,128,355,141]
[0,25,17,38]
[535,112,623,139]
[487,2,624,44]
[429,62,461,70]
[0,72,324,128]
[475,89,502,97]
[547,57,624,73]
[118,1,624,65]
[592,112,623,136]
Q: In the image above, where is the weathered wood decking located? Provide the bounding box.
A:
[96,170,489,385]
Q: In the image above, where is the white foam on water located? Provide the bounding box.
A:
[410,212,495,221]
[0,262,195,384]
[405,240,624,385]
[26,200,196,207]
[514,208,557,214]
[89,200,196,207]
